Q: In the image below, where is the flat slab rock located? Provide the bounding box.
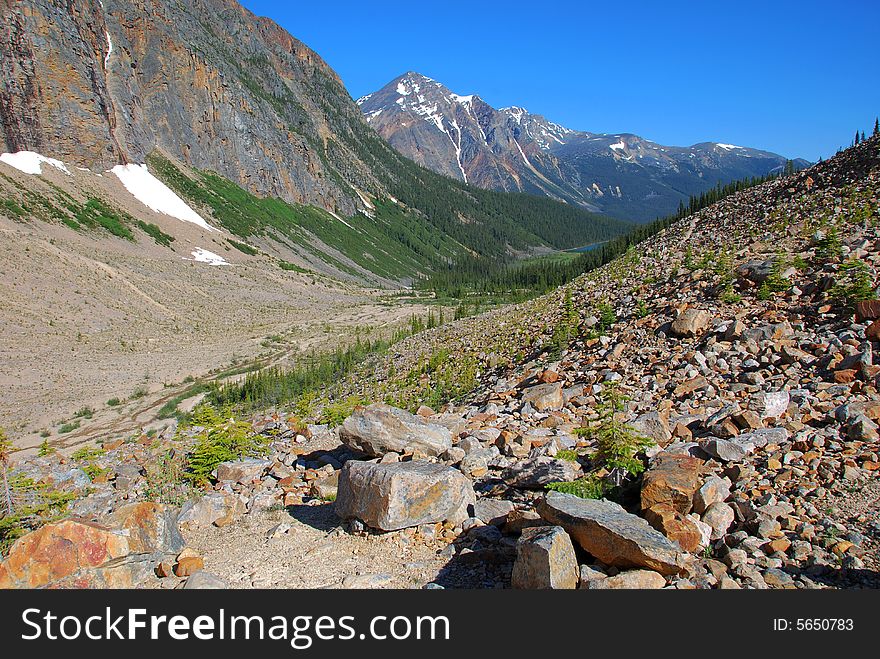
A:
[537,492,686,575]
[339,404,453,458]
[335,460,474,531]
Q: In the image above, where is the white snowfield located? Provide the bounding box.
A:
[716,143,743,150]
[189,248,230,266]
[609,140,626,151]
[111,163,216,232]
[0,151,72,176]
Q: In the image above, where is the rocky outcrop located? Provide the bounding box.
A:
[0,502,183,589]
[1,0,386,214]
[640,454,704,514]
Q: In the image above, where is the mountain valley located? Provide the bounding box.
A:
[0,0,878,596]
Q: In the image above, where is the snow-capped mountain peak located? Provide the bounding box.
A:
[359,72,809,221]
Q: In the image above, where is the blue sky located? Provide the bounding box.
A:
[240,0,879,161]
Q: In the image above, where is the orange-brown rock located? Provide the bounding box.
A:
[856,300,880,323]
[174,556,205,577]
[643,504,704,552]
[0,520,130,589]
[105,502,185,555]
[834,369,858,384]
[640,454,704,514]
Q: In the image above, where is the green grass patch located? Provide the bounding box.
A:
[279,260,311,274]
[156,383,211,420]
[136,221,175,247]
[57,420,81,434]
[228,239,259,255]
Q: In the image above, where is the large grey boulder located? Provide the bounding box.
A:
[501,456,582,489]
[339,404,453,458]
[511,526,579,590]
[537,492,686,575]
[334,460,474,531]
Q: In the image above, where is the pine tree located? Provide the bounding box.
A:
[855,131,860,146]
[874,117,879,136]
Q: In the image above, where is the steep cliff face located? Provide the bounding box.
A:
[1,0,122,164]
[0,0,391,214]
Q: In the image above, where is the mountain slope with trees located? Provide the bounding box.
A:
[360,72,811,221]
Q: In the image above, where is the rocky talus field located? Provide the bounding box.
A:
[2,137,879,590]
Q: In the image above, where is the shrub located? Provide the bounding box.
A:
[184,403,269,485]
[143,450,190,504]
[546,476,607,500]
[74,406,94,419]
[814,228,842,262]
[228,239,259,256]
[756,255,793,300]
[71,446,104,462]
[720,284,743,304]
[574,385,654,481]
[320,396,366,427]
[0,475,75,555]
[279,261,310,273]
[106,397,121,407]
[1,428,13,516]
[597,302,617,333]
[831,259,876,310]
[554,449,580,463]
[136,221,175,247]
[57,420,80,434]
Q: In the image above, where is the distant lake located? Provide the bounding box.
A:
[565,241,607,253]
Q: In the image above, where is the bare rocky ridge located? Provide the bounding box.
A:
[2,0,369,213]
[3,136,878,590]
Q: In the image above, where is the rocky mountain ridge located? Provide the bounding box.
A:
[2,135,877,590]
[2,0,623,267]
[360,72,810,221]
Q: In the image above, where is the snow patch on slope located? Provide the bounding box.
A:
[716,143,742,150]
[104,30,113,69]
[111,164,216,232]
[1,151,72,176]
[189,248,229,266]
[609,140,626,152]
